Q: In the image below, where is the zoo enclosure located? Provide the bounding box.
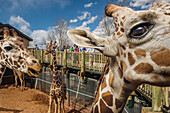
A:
[32,49,170,112]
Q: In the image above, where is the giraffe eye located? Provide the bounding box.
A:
[4,46,13,51]
[129,22,154,39]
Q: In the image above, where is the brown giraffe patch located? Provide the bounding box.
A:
[120,44,126,50]
[115,98,123,109]
[118,67,123,79]
[134,49,146,58]
[120,28,124,32]
[100,99,113,113]
[120,50,123,55]
[109,71,114,87]
[0,67,5,73]
[101,78,107,91]
[118,34,123,39]
[116,27,119,32]
[128,52,136,65]
[165,12,170,15]
[123,53,126,58]
[151,50,170,66]
[14,61,18,66]
[120,21,123,26]
[94,90,99,104]
[9,57,12,64]
[134,63,154,74]
[117,32,121,36]
[120,60,127,73]
[94,105,99,113]
[129,45,133,49]
[122,16,125,20]
[102,91,113,106]
[104,67,110,75]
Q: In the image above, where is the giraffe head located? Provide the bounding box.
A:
[67,1,170,87]
[0,27,42,77]
[45,41,58,54]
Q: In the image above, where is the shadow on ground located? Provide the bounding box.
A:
[0,107,23,113]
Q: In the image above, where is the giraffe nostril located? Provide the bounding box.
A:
[32,60,37,64]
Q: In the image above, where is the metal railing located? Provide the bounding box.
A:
[24,67,97,111]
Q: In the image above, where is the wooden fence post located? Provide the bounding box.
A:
[80,50,85,79]
[50,54,53,65]
[152,86,162,112]
[165,87,169,107]
[41,49,44,63]
[34,48,37,58]
[63,49,67,68]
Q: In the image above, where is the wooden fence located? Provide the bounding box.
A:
[33,49,170,112]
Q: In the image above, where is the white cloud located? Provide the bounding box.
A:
[84,3,93,8]
[130,0,170,9]
[70,19,78,23]
[76,15,98,31]
[30,30,48,47]
[76,26,90,31]
[77,11,91,21]
[84,2,97,8]
[9,16,32,35]
[82,15,98,26]
[9,16,49,49]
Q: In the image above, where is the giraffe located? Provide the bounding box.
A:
[67,1,170,113]
[45,41,66,113]
[0,27,42,85]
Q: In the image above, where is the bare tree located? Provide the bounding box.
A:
[48,17,69,51]
[100,15,115,36]
[95,0,133,37]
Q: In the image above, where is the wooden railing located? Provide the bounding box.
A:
[33,49,107,73]
[33,49,170,112]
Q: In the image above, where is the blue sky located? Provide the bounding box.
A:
[0,0,170,48]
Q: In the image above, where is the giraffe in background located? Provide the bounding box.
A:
[0,27,42,85]
[45,41,66,113]
[67,1,170,113]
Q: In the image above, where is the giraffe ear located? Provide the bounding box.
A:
[105,4,133,18]
[105,4,121,17]
[3,27,10,39]
[67,29,118,57]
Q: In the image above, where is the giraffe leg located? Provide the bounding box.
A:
[18,72,24,91]
[0,65,6,85]
[62,97,65,113]
[48,94,53,113]
[13,70,18,87]
[58,99,62,113]
[54,97,58,113]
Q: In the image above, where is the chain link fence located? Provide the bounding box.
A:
[24,67,98,111]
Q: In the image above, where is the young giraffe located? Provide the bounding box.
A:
[45,41,66,113]
[0,27,42,85]
[67,1,170,113]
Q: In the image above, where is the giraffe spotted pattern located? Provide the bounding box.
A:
[67,1,170,113]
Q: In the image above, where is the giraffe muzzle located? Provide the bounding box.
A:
[27,67,40,78]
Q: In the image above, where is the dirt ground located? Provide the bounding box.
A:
[0,85,73,113]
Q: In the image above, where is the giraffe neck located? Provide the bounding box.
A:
[52,52,59,81]
[91,58,137,113]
